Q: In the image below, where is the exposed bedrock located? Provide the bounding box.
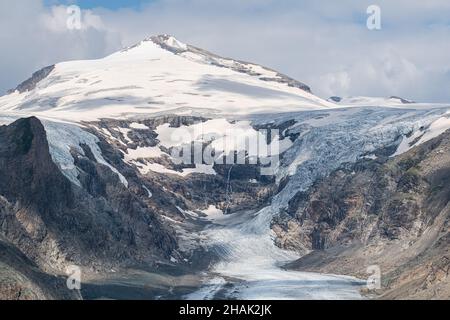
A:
[277,129,450,299]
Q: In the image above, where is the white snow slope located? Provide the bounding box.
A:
[0,35,334,122]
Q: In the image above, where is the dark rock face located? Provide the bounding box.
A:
[0,237,79,300]
[0,117,73,215]
[328,96,342,103]
[0,117,177,277]
[277,129,450,299]
[9,65,55,94]
[389,96,415,104]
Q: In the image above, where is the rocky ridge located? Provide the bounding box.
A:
[277,128,450,299]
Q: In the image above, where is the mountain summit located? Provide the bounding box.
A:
[0,35,334,121]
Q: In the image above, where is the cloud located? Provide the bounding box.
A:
[1,0,450,102]
[0,0,121,94]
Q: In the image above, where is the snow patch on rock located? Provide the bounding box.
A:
[43,121,128,187]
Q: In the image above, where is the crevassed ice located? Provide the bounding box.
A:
[188,106,450,300]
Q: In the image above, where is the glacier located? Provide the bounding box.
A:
[186,106,450,300]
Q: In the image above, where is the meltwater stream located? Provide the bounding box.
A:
[186,207,365,300]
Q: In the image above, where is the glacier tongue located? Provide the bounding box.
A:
[187,106,450,300]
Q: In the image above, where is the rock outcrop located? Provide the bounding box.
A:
[8,65,55,94]
[0,236,79,300]
[0,117,177,281]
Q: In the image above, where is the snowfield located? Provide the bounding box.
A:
[0,36,334,122]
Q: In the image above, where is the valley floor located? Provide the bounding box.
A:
[79,209,366,300]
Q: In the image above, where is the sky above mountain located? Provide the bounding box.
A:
[43,0,148,10]
[1,0,450,103]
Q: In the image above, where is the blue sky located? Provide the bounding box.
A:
[1,1,450,102]
[43,0,149,9]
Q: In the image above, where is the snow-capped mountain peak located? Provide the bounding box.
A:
[0,35,336,122]
[153,34,188,51]
[119,34,188,55]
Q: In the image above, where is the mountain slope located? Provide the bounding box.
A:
[281,128,450,299]
[0,35,334,122]
[0,117,177,274]
[0,236,79,300]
